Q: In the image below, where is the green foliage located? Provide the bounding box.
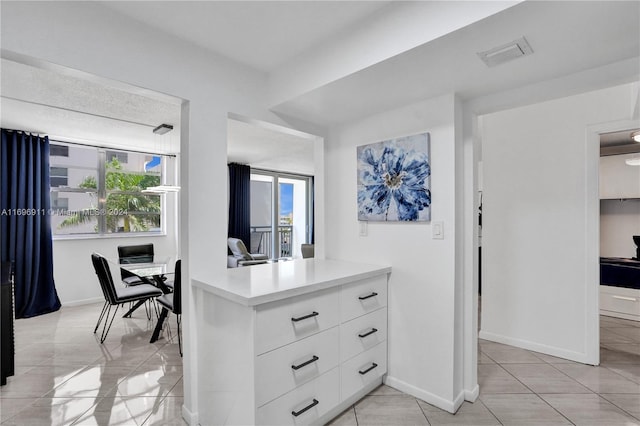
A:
[58,158,162,233]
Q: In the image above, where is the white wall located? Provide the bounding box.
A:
[326,94,466,412]
[52,235,175,305]
[480,84,636,363]
[601,200,640,258]
[1,2,295,423]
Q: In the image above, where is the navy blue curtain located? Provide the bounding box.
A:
[1,130,61,318]
[228,163,251,249]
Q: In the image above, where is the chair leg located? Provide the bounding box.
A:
[177,314,182,357]
[122,299,146,318]
[144,300,152,320]
[99,304,119,344]
[94,301,109,334]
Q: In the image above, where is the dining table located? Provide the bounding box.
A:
[117,257,176,343]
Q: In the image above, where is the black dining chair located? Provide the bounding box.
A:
[117,243,154,286]
[151,260,182,355]
[91,253,163,343]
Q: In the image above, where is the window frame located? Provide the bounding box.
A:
[51,145,167,240]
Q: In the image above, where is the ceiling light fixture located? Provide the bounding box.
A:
[153,124,173,135]
[625,157,640,166]
[142,185,181,194]
[631,130,640,143]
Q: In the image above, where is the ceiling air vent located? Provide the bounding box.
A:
[477,36,533,67]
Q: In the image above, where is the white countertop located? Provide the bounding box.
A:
[192,258,391,306]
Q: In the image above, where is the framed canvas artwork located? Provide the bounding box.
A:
[357,132,431,222]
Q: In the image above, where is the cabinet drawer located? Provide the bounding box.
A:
[341,276,387,322]
[340,308,387,362]
[256,326,339,407]
[340,341,387,401]
[256,288,340,355]
[600,286,640,318]
[257,367,340,426]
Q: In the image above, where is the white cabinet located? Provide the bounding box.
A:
[600,154,640,199]
[194,259,391,426]
[600,285,640,321]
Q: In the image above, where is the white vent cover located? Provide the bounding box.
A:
[477,36,533,67]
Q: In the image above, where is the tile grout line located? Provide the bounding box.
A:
[597,393,640,423]
[490,355,578,426]
[414,396,432,425]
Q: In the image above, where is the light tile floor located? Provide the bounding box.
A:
[1,303,639,425]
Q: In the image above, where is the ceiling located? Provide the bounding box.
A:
[0,59,182,154]
[273,1,640,125]
[601,129,640,156]
[2,1,638,171]
[99,1,391,72]
[227,119,315,175]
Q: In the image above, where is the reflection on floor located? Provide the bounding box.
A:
[1,303,639,425]
[0,302,184,425]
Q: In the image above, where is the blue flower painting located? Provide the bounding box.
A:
[357,133,431,221]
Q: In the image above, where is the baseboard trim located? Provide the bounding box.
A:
[464,384,479,402]
[182,404,197,425]
[478,330,592,364]
[384,375,462,414]
[63,297,103,307]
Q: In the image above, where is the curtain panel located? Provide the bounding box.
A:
[227,163,251,249]
[1,130,61,318]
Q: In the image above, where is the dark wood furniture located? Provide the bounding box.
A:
[1,261,15,385]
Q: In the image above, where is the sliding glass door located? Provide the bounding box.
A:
[250,171,312,259]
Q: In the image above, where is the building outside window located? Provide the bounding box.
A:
[50,143,163,236]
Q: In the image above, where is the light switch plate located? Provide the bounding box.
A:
[359,221,368,236]
[432,221,444,239]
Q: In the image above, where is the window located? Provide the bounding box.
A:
[50,144,69,157]
[50,143,164,237]
[106,150,128,164]
[250,171,312,259]
[50,167,68,187]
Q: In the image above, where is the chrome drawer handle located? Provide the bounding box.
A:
[291,398,319,417]
[359,292,378,300]
[359,362,378,375]
[291,355,319,370]
[358,328,378,338]
[612,295,637,302]
[291,311,319,322]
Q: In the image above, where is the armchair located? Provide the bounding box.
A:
[227,238,268,268]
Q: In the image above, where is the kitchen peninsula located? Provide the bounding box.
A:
[192,258,391,425]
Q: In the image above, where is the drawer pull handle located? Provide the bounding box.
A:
[291,355,319,370]
[612,295,638,302]
[359,362,378,375]
[358,328,378,338]
[359,292,378,300]
[291,311,319,322]
[291,398,319,417]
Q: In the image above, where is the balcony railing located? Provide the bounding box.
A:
[250,225,293,259]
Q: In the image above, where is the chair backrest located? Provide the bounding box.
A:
[301,244,315,259]
[117,244,154,264]
[227,238,251,260]
[173,260,182,315]
[91,253,118,305]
